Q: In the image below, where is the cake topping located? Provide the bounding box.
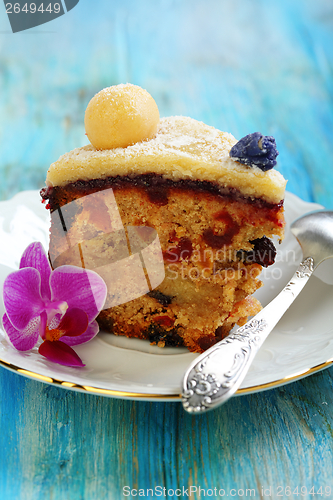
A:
[46,116,286,205]
[229,132,279,171]
[84,83,160,150]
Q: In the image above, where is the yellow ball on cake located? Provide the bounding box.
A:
[84,83,160,150]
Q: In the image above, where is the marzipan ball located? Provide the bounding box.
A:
[85,83,160,150]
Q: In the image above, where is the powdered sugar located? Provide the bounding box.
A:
[46,116,286,204]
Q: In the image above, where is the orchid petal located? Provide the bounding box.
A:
[50,266,107,323]
[3,268,44,330]
[39,311,47,339]
[57,308,88,337]
[38,340,85,367]
[19,242,51,300]
[2,313,40,351]
[61,319,99,346]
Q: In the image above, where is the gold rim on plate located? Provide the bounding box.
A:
[1,355,332,400]
[0,190,331,401]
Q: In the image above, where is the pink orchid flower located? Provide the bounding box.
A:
[2,242,107,367]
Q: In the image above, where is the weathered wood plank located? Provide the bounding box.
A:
[1,0,333,498]
[1,366,333,499]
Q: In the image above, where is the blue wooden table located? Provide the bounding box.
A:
[1,1,333,498]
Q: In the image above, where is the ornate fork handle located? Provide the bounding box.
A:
[181,257,314,414]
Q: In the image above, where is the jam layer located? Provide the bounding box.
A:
[41,173,283,212]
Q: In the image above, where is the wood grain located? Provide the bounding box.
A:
[1,0,333,498]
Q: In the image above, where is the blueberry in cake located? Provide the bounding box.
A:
[41,83,287,353]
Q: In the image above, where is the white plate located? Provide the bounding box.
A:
[0,190,332,401]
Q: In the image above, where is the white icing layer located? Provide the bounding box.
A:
[46,116,286,204]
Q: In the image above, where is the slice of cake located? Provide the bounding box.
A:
[41,84,286,353]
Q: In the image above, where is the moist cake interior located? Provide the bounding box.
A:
[42,170,285,353]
